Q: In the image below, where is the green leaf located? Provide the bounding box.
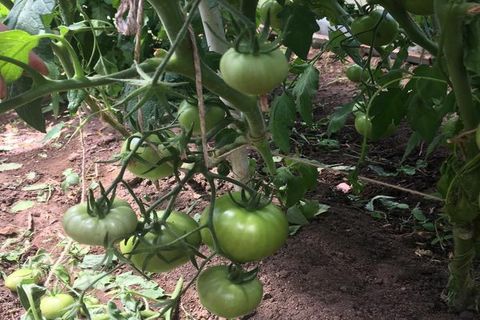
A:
[407,94,441,142]
[327,102,354,135]
[292,64,319,125]
[270,93,296,152]
[369,88,407,139]
[15,99,46,132]
[17,284,45,317]
[280,3,319,59]
[0,4,9,18]
[43,122,64,143]
[286,205,309,225]
[10,200,35,213]
[5,0,56,34]
[0,30,39,82]
[0,162,22,171]
[409,65,448,103]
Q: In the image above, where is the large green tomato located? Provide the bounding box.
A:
[40,293,75,320]
[121,133,174,180]
[120,211,201,273]
[219,47,289,96]
[200,192,289,263]
[258,0,283,29]
[4,268,41,292]
[351,9,399,46]
[177,100,226,135]
[62,199,138,246]
[403,0,434,15]
[197,265,263,319]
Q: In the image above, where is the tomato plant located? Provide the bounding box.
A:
[39,293,75,320]
[403,0,434,15]
[62,198,138,246]
[177,100,226,135]
[197,265,263,319]
[121,133,175,180]
[351,9,399,46]
[200,192,289,263]
[120,211,201,273]
[4,268,41,292]
[219,47,289,96]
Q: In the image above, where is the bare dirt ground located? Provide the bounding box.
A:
[0,55,473,320]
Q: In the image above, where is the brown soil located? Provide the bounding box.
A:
[0,54,473,320]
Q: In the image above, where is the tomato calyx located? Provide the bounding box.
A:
[86,184,115,219]
[228,185,273,211]
[227,264,260,284]
[233,27,281,55]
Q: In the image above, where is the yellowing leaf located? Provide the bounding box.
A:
[0,30,39,82]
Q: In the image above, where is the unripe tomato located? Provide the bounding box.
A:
[354,113,373,138]
[200,192,289,263]
[258,0,283,29]
[351,9,399,46]
[219,47,289,96]
[120,211,201,273]
[178,100,226,135]
[403,0,434,15]
[62,199,138,246]
[121,133,175,180]
[346,64,367,82]
[197,265,263,319]
[40,293,75,320]
[4,268,41,292]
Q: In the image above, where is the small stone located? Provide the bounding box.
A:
[263,293,273,300]
[68,153,79,161]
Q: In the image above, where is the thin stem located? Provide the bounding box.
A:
[38,34,85,78]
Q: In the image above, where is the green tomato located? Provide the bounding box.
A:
[351,9,399,46]
[120,211,201,273]
[40,293,75,320]
[178,100,226,135]
[197,265,263,319]
[258,0,283,29]
[403,0,434,15]
[346,64,367,83]
[62,199,138,246]
[200,192,289,263]
[121,133,175,180]
[4,268,41,292]
[219,47,289,96]
[354,113,373,138]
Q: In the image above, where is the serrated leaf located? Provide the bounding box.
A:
[369,88,406,139]
[327,102,354,135]
[407,94,441,142]
[270,93,296,152]
[0,30,39,82]
[292,64,319,125]
[43,122,64,142]
[287,205,309,225]
[10,200,35,213]
[6,0,56,34]
[0,162,22,171]
[280,4,319,59]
